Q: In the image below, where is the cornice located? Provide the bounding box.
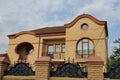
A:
[64,14,106,28]
[8,31,38,39]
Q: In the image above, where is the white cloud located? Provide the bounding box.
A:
[0,16,3,23]
[77,0,120,22]
[0,0,120,55]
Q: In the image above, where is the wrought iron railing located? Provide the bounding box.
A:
[76,49,95,58]
[42,52,65,59]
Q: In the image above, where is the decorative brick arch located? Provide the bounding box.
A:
[65,14,106,28]
[8,31,38,39]
[64,14,108,36]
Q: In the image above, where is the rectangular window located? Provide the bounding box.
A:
[55,44,60,53]
[62,44,65,53]
[48,45,53,54]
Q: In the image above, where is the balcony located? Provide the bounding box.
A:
[42,52,65,60]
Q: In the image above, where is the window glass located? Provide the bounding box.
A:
[55,44,60,53]
[83,39,88,42]
[48,45,53,54]
[89,40,94,54]
[83,43,88,58]
[77,41,82,54]
[62,44,65,53]
[81,24,88,30]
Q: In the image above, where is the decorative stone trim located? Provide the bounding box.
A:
[35,56,51,64]
[87,56,104,65]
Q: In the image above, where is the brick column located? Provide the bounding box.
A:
[0,56,10,80]
[87,56,104,80]
[35,56,50,80]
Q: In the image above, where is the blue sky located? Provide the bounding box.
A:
[0,0,120,56]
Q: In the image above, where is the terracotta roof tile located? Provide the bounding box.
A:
[0,54,10,64]
[31,26,65,35]
[87,56,104,64]
[8,26,66,37]
[0,53,7,57]
[35,56,51,64]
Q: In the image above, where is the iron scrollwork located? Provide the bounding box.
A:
[105,64,120,79]
[5,63,35,76]
[50,63,86,78]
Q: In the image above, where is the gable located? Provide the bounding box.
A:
[65,14,108,37]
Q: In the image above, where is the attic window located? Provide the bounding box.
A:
[81,24,88,30]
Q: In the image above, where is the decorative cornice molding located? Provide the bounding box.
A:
[8,31,39,39]
[64,14,106,28]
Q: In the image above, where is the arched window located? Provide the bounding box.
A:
[77,38,94,58]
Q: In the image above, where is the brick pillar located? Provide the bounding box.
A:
[35,56,50,80]
[87,56,104,80]
[0,56,10,80]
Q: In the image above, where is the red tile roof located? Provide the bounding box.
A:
[8,26,65,37]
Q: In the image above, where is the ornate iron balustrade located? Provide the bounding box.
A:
[76,49,95,58]
[4,63,35,76]
[50,63,87,78]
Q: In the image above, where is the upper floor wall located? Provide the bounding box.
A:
[65,14,107,40]
[64,14,108,64]
[7,14,108,68]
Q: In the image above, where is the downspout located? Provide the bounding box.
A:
[38,35,40,58]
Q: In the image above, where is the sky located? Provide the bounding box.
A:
[0,0,120,56]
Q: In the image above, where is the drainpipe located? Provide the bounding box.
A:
[37,35,40,58]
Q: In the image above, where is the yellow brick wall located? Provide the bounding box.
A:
[50,77,87,80]
[0,64,4,80]
[7,15,107,72]
[35,63,49,80]
[65,18,107,71]
[3,76,35,80]
[0,63,9,80]
[87,65,104,80]
[8,34,39,65]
